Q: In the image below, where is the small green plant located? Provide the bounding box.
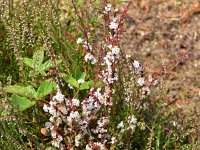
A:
[0,0,199,149]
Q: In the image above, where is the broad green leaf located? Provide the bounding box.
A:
[11,95,36,111]
[79,80,94,90]
[33,50,44,69]
[76,70,86,80]
[87,80,94,87]
[22,58,34,68]
[63,76,79,88]
[79,82,90,90]
[3,85,37,98]
[39,70,47,76]
[37,80,57,99]
[40,60,51,71]
[39,60,62,76]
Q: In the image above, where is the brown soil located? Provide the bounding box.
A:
[120,0,200,108]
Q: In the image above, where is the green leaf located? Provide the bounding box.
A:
[3,85,37,98]
[79,80,94,90]
[39,60,62,76]
[87,80,94,87]
[79,82,89,90]
[63,76,79,88]
[37,80,57,99]
[33,50,44,70]
[21,58,34,68]
[11,95,36,111]
[156,125,161,150]
[76,71,86,80]
[40,60,51,71]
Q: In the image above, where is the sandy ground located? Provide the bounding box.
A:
[120,0,200,106]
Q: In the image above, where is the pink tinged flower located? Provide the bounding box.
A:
[111,137,117,144]
[51,130,57,139]
[70,111,80,121]
[53,91,65,103]
[137,77,145,86]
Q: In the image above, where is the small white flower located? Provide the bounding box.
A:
[137,77,145,86]
[48,106,57,117]
[111,136,117,144]
[117,121,124,129]
[53,91,65,103]
[86,145,92,150]
[45,122,53,129]
[78,79,84,84]
[70,111,80,121]
[43,104,48,112]
[128,116,137,125]
[72,98,80,107]
[111,46,120,55]
[51,130,57,138]
[126,54,131,58]
[114,8,119,12]
[57,135,63,142]
[52,140,60,148]
[132,60,140,69]
[105,3,112,12]
[76,38,83,44]
[75,134,82,147]
[109,21,118,30]
[68,84,74,89]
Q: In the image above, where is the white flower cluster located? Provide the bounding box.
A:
[82,88,102,116]
[75,134,82,147]
[102,45,120,86]
[130,60,152,99]
[92,117,109,138]
[83,41,93,51]
[127,115,137,133]
[77,38,83,44]
[76,37,98,64]
[117,121,125,133]
[109,17,118,30]
[105,3,112,12]
[132,60,143,75]
[43,87,69,148]
[53,91,65,103]
[137,77,145,87]
[84,52,97,64]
